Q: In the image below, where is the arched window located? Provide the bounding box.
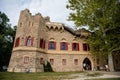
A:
[15,37,20,47]
[27,36,32,46]
[60,42,68,50]
[48,41,56,50]
[25,36,34,46]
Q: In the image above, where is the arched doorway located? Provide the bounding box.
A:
[83,58,92,70]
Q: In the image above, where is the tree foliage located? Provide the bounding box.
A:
[67,0,120,58]
[0,11,16,70]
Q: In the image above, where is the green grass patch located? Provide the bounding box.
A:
[0,71,83,80]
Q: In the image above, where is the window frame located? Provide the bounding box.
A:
[24,56,29,64]
[48,41,56,50]
[62,59,66,65]
[25,36,34,46]
[60,42,68,50]
[83,43,90,51]
[72,43,79,51]
[50,59,54,65]
[74,59,78,65]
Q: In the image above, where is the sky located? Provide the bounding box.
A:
[0,0,75,28]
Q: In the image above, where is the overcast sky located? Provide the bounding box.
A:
[0,0,75,28]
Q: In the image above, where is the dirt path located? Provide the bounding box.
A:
[63,71,120,80]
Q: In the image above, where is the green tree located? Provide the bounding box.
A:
[0,11,16,71]
[67,0,120,59]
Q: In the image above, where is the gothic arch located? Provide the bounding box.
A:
[83,57,92,70]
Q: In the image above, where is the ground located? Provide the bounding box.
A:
[0,71,120,80]
[64,71,120,80]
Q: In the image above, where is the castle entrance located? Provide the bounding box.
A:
[83,58,92,70]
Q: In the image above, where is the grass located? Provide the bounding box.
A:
[0,71,82,80]
[0,71,120,80]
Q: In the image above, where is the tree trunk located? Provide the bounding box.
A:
[108,53,114,71]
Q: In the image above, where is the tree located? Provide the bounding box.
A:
[67,0,120,59]
[0,11,16,71]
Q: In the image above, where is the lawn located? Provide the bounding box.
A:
[0,72,120,80]
[0,71,81,80]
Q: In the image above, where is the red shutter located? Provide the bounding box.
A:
[48,41,50,49]
[25,37,27,46]
[31,37,34,46]
[54,42,56,50]
[77,43,79,51]
[43,40,46,49]
[72,43,74,51]
[66,42,68,50]
[60,42,62,50]
[88,44,90,51]
[54,42,55,50]
[15,38,20,47]
[82,43,84,51]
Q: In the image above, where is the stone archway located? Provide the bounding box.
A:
[83,58,92,70]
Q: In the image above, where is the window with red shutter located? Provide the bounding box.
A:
[60,42,68,50]
[40,39,43,48]
[26,36,32,46]
[25,36,34,46]
[48,41,56,50]
[83,43,90,51]
[72,43,79,51]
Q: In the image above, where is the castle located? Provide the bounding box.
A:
[8,9,119,72]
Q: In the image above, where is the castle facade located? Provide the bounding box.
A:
[7,9,103,72]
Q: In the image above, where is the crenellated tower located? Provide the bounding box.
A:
[8,9,48,72]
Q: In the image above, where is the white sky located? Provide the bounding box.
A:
[0,0,75,28]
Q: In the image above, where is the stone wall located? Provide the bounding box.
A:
[47,54,94,72]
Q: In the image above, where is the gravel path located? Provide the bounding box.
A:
[63,71,120,80]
